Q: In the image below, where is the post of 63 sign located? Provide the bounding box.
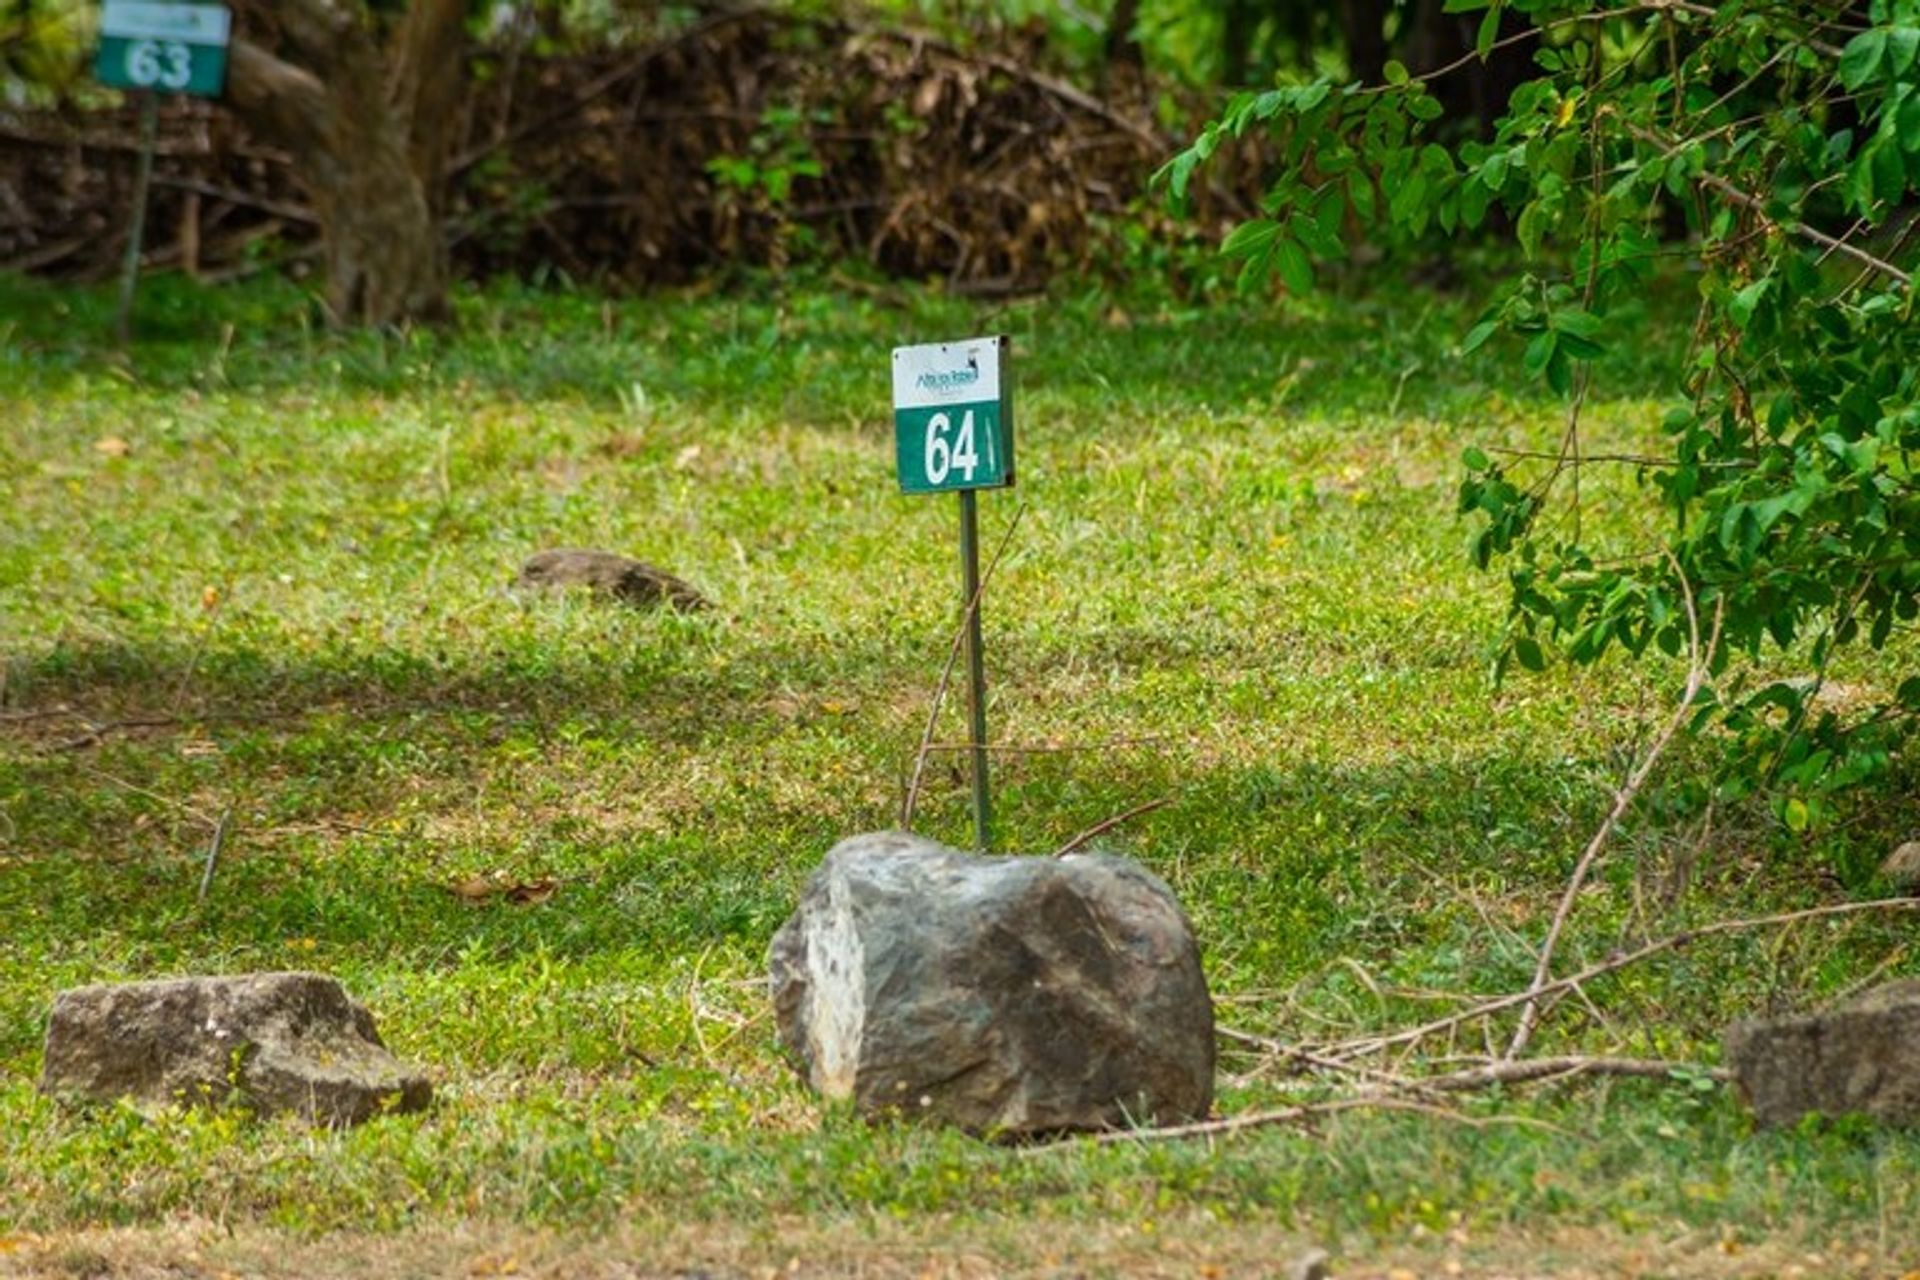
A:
[892,336,1015,852]
[94,0,232,341]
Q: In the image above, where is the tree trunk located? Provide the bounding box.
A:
[1339,0,1390,85]
[223,0,463,325]
[1101,0,1146,106]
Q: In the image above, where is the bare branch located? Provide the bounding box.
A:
[1053,796,1174,857]
[1329,897,1920,1061]
[1504,587,1723,1060]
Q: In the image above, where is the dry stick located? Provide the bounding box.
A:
[196,805,234,904]
[53,715,189,752]
[900,503,1029,831]
[1330,897,1920,1061]
[1053,796,1175,858]
[846,24,1167,151]
[1021,1095,1556,1152]
[447,8,765,176]
[1222,1024,1717,1093]
[1417,1054,1727,1092]
[923,734,1174,756]
[1503,581,1723,1062]
[1217,1024,1416,1090]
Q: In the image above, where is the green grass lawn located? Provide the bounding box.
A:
[2,270,1917,1274]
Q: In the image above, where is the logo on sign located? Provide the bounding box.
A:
[915,358,981,396]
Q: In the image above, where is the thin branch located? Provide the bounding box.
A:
[1486,446,1749,469]
[149,175,318,225]
[847,24,1167,151]
[1504,587,1723,1060]
[447,8,765,176]
[196,806,235,904]
[1053,796,1174,857]
[1329,897,1920,1060]
[923,735,1174,756]
[900,503,1028,830]
[1358,4,1682,101]
[1418,1054,1726,1092]
[1697,170,1912,288]
[1622,123,1912,289]
[1023,1096,1560,1150]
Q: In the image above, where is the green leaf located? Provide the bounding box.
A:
[1160,150,1200,205]
[1897,676,1920,708]
[1549,309,1604,357]
[1221,218,1279,258]
[1873,136,1908,202]
[1293,207,1345,258]
[1384,59,1411,86]
[1890,26,1920,76]
[1900,95,1920,154]
[1348,172,1377,223]
[1522,330,1557,378]
[1783,796,1811,833]
[1545,347,1572,396]
[1462,320,1499,353]
[1477,5,1502,60]
[1389,172,1431,226]
[1841,29,1889,91]
[1463,446,1490,471]
[1550,309,1600,339]
[1481,149,1509,191]
[1516,200,1549,259]
[1513,636,1546,671]
[1273,236,1314,293]
[1729,277,1771,328]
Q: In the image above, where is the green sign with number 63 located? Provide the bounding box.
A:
[95,1,230,97]
[892,336,1014,494]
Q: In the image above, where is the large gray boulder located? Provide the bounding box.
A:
[1724,979,1920,1127]
[768,832,1214,1136]
[39,972,431,1127]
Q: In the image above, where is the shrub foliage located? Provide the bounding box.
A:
[1172,0,1920,825]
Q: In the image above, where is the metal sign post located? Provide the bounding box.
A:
[93,1,232,342]
[892,336,1015,853]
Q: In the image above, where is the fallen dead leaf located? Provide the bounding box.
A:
[94,436,131,457]
[447,873,559,905]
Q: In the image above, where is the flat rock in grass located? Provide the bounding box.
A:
[516,548,708,611]
[767,831,1214,1136]
[1724,979,1920,1127]
[39,972,431,1127]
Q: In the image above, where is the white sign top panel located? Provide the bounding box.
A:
[892,336,1004,412]
[100,0,232,44]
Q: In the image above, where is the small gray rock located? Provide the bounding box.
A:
[517,548,708,611]
[39,972,431,1126]
[1882,840,1920,891]
[1289,1247,1332,1280]
[1724,979,1920,1127]
[768,831,1214,1137]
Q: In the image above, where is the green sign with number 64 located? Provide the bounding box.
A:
[892,336,1014,494]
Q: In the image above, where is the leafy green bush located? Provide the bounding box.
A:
[1170,0,1920,831]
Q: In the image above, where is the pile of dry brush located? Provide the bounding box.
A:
[0,10,1238,293]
